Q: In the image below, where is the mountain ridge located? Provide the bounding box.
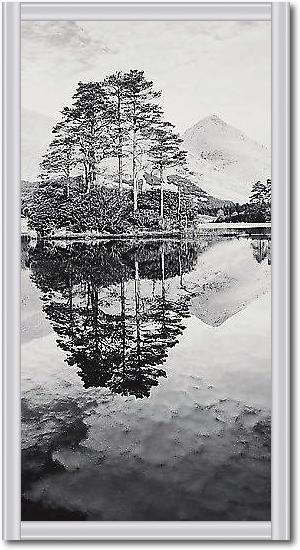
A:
[182,114,270,203]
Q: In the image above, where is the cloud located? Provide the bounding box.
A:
[22,21,117,74]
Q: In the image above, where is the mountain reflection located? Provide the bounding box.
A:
[27,240,201,398]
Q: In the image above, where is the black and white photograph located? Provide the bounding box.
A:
[21,18,272,522]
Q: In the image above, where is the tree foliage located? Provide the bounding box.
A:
[28,70,190,235]
[248,178,271,221]
[220,178,272,224]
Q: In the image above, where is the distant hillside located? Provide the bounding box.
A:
[22,108,55,182]
[182,115,271,203]
[166,174,233,209]
[143,172,233,209]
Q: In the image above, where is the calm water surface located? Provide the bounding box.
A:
[21,230,271,521]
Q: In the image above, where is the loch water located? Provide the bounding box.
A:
[21,230,271,521]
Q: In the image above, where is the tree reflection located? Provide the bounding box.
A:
[28,240,197,398]
[251,237,271,265]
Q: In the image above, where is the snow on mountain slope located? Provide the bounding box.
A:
[182,115,271,203]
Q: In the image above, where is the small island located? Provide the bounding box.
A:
[21,72,271,241]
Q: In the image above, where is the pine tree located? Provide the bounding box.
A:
[28,179,67,237]
[248,179,272,222]
[149,122,187,228]
[40,128,76,198]
[64,82,112,193]
[104,72,130,191]
[265,178,271,204]
[265,178,271,220]
[124,70,162,211]
[249,180,267,205]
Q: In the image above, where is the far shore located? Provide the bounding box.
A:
[198,222,271,229]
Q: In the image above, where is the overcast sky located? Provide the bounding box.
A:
[22,20,271,146]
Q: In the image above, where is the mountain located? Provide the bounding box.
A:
[182,115,271,204]
[22,108,55,182]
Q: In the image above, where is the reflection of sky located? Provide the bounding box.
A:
[21,20,271,145]
[21,287,271,519]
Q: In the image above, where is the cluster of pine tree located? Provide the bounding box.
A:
[29,70,189,236]
[249,179,271,207]
[247,178,271,222]
[220,178,271,223]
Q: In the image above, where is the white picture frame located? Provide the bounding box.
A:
[2,1,290,541]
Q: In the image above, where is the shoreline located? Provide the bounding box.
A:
[22,223,271,242]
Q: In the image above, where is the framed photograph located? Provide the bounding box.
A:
[2,1,290,541]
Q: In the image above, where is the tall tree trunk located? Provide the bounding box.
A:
[89,156,96,191]
[117,91,123,192]
[178,247,183,288]
[84,163,89,193]
[185,207,188,235]
[160,165,164,229]
[91,159,96,186]
[133,129,138,211]
[86,178,91,195]
[66,177,70,199]
[118,146,123,192]
[177,186,181,220]
[90,120,96,189]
